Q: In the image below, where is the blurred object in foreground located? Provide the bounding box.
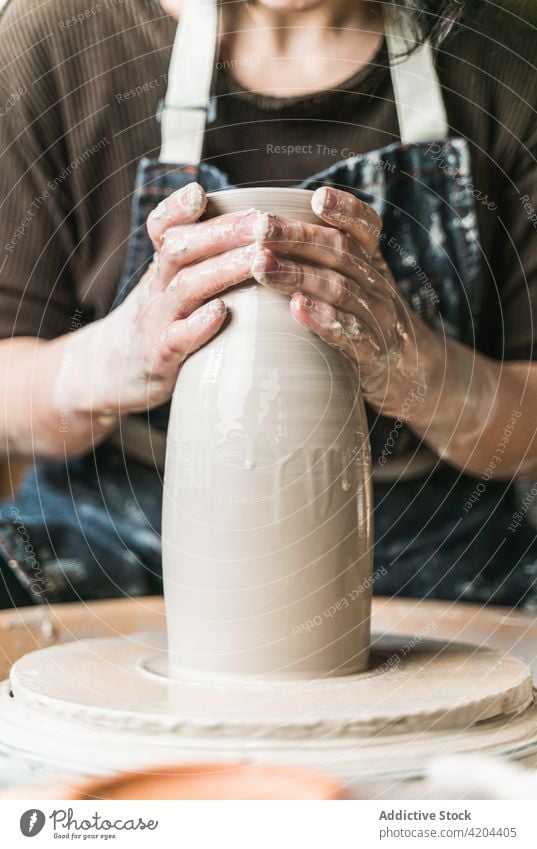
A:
[427,754,537,799]
[72,763,346,800]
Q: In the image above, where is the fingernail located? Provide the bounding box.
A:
[251,247,270,274]
[96,411,117,428]
[165,237,188,256]
[179,183,205,214]
[251,247,279,286]
[188,299,225,329]
[152,201,167,220]
[232,210,258,240]
[253,212,278,242]
[330,319,344,336]
[312,186,336,216]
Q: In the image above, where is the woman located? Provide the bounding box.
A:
[0,0,536,608]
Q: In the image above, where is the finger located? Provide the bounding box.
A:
[254,214,390,295]
[311,187,382,259]
[252,250,371,312]
[166,244,258,318]
[157,210,260,288]
[147,183,208,250]
[290,293,381,362]
[164,299,227,362]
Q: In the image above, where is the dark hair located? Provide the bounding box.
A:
[388,0,465,47]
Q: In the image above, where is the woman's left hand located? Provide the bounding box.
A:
[252,186,440,417]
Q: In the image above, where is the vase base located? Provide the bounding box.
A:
[1,630,536,781]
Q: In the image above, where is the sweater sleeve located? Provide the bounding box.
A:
[0,1,80,339]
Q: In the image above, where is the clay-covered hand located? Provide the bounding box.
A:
[59,183,263,416]
[252,186,441,418]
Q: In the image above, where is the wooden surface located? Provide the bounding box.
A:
[1,595,537,682]
[0,595,166,680]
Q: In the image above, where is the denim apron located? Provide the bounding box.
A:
[1,2,535,607]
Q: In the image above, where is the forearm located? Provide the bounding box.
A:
[0,184,242,463]
[0,334,118,461]
[405,329,537,480]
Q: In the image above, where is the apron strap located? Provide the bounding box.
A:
[384,10,449,144]
[159,2,449,163]
[160,0,219,163]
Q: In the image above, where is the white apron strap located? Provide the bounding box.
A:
[384,9,449,144]
[159,0,218,163]
[159,2,448,163]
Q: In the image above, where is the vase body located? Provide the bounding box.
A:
[162,189,373,678]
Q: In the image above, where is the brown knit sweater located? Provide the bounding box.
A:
[0,0,536,363]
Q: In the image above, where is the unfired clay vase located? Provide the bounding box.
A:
[162,188,373,679]
[72,763,345,800]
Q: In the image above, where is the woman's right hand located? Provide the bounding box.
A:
[60,183,262,418]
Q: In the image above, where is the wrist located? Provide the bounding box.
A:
[366,313,438,423]
[407,330,498,454]
[52,318,122,421]
[401,319,445,429]
[12,332,119,461]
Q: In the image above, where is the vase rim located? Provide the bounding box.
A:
[206,187,317,220]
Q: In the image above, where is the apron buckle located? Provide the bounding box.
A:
[156,97,217,125]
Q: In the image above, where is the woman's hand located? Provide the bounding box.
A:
[61,182,264,417]
[252,186,441,419]
[249,186,537,483]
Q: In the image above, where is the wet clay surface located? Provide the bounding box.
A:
[162,189,373,678]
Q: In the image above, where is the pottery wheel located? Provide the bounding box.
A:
[0,632,536,780]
